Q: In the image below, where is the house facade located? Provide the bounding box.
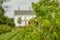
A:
[14,10,36,27]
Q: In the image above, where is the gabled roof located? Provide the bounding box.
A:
[14,10,35,15]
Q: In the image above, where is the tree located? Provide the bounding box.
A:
[0,0,9,16]
[0,0,8,3]
[0,0,5,24]
[32,0,60,23]
[32,0,60,40]
[32,0,59,17]
[0,7,5,16]
[0,0,15,27]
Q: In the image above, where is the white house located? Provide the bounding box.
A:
[14,10,36,27]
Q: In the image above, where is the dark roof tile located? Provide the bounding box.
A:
[14,10,35,15]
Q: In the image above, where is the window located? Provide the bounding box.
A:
[17,17,22,24]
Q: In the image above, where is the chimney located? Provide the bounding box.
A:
[29,6,31,10]
[18,7,20,10]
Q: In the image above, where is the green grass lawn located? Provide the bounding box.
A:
[0,27,40,40]
[0,28,23,40]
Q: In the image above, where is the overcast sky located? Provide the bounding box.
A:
[2,0,38,18]
[2,0,60,18]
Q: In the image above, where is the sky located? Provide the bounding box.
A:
[2,0,38,18]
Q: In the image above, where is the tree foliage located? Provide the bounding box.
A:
[0,0,15,27]
[32,0,60,40]
[32,0,60,25]
[32,0,60,18]
[0,7,5,16]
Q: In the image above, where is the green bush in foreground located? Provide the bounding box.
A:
[29,17,60,40]
[0,25,12,34]
[31,0,60,40]
[17,26,41,40]
[0,24,59,40]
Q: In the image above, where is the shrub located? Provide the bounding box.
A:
[0,25,12,34]
[19,26,41,40]
[29,17,60,40]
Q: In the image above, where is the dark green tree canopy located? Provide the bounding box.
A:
[0,7,5,16]
[0,0,15,27]
[32,0,60,28]
[32,0,60,18]
[32,0,60,40]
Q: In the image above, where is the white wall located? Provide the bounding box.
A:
[14,15,36,27]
